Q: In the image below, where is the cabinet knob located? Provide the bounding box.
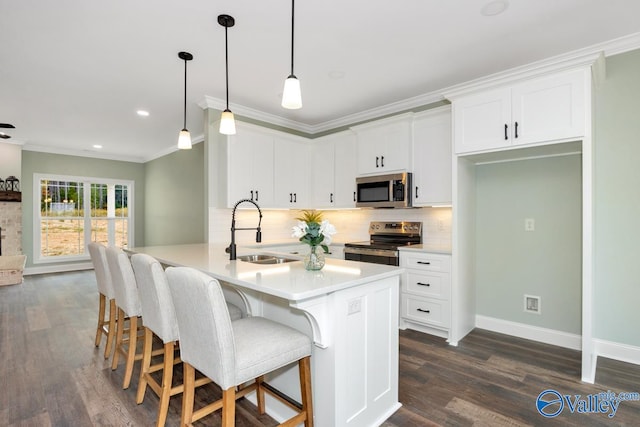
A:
[417,308,430,314]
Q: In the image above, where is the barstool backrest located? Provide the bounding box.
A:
[88,242,114,299]
[106,246,142,318]
[166,267,236,389]
[131,253,179,344]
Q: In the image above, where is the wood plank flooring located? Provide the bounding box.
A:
[2,271,639,426]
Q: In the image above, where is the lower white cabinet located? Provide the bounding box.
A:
[399,250,452,339]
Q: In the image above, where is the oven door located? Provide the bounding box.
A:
[344,247,399,266]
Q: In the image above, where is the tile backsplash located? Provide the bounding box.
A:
[209,207,452,247]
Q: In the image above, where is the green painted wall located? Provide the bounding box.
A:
[21,151,145,269]
[475,155,583,334]
[143,142,205,246]
[593,49,640,346]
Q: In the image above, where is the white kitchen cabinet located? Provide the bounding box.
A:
[274,135,310,208]
[412,107,452,206]
[311,131,357,208]
[399,250,451,339]
[227,124,274,207]
[453,68,587,154]
[353,113,412,175]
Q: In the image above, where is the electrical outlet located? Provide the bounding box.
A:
[347,298,362,315]
[525,218,535,231]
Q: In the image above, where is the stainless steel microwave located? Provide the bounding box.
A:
[355,172,412,208]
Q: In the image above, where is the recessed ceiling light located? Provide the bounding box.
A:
[481,0,509,16]
[93,144,102,149]
[136,110,150,117]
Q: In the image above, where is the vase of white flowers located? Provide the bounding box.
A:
[291,210,337,271]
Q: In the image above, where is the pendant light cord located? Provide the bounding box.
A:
[290,0,295,76]
[225,25,230,110]
[183,58,188,129]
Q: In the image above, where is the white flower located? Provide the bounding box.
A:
[291,221,308,238]
[319,220,337,245]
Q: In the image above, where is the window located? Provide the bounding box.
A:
[34,174,133,263]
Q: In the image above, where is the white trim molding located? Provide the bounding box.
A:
[594,339,640,366]
[475,315,582,351]
[24,262,94,276]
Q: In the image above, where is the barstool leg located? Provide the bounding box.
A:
[95,293,106,346]
[156,341,175,427]
[221,387,236,427]
[299,356,314,427]
[181,363,195,427]
[104,299,117,359]
[111,308,125,370]
[122,315,139,389]
[136,327,153,403]
[255,375,266,414]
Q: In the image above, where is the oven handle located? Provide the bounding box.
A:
[343,246,398,258]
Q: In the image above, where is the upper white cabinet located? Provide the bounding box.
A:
[274,135,310,208]
[452,68,587,154]
[227,124,275,207]
[311,131,357,208]
[353,113,413,175]
[412,107,452,206]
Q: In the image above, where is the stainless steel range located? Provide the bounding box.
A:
[344,221,422,266]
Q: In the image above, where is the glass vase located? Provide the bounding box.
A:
[303,245,325,271]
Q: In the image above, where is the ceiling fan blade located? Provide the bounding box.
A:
[0,123,16,129]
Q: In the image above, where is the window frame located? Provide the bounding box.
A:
[33,173,135,264]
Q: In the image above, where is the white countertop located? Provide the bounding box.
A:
[398,243,452,255]
[129,243,402,302]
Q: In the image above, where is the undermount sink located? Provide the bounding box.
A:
[237,254,298,265]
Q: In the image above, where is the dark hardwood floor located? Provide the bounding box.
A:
[1,271,639,426]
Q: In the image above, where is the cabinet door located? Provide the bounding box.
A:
[511,69,586,146]
[228,126,274,207]
[354,115,412,175]
[333,131,357,207]
[412,107,452,206]
[310,138,336,208]
[453,88,511,154]
[274,136,310,208]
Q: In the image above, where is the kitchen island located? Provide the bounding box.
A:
[129,243,403,427]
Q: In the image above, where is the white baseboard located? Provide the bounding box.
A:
[24,262,93,276]
[475,315,582,351]
[594,338,640,366]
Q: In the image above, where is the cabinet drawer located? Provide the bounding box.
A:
[401,295,450,328]
[400,253,451,272]
[405,271,450,299]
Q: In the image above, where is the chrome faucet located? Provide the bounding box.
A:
[226,199,263,260]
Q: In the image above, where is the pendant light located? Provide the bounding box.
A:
[218,14,236,135]
[177,51,194,149]
[281,0,302,109]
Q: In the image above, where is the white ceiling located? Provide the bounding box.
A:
[1,0,640,162]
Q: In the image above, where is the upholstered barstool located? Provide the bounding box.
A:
[87,242,117,359]
[166,266,314,427]
[106,245,146,389]
[131,254,244,427]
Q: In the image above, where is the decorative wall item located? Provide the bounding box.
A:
[0,176,21,202]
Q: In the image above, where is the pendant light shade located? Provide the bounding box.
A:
[282,0,302,109]
[177,51,193,149]
[219,14,236,135]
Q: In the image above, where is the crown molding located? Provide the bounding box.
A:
[142,134,204,163]
[200,32,640,136]
[22,143,147,163]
